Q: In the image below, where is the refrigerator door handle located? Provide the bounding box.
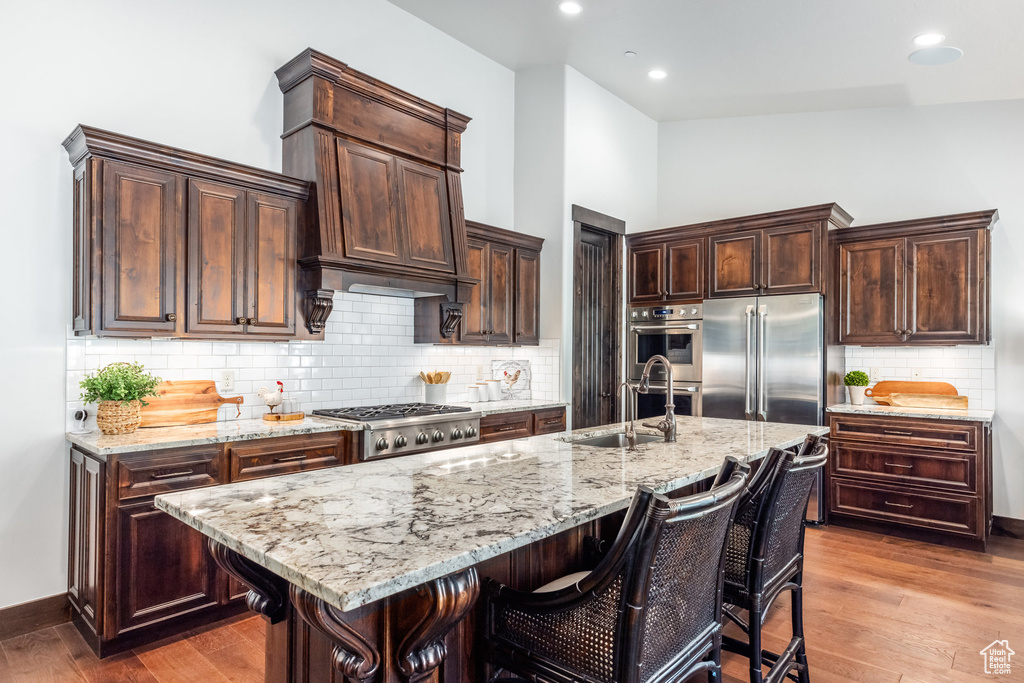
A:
[744,305,755,420]
[757,304,768,421]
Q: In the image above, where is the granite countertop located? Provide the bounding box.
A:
[827,402,994,423]
[66,417,364,459]
[154,416,824,612]
[461,399,568,416]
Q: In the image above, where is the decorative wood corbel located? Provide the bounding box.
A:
[207,540,289,624]
[396,568,480,682]
[290,585,381,683]
[305,288,334,333]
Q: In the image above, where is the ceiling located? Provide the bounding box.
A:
[386,0,1024,121]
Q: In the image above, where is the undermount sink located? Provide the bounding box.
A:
[572,433,662,448]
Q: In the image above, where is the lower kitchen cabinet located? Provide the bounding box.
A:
[67,430,358,656]
[479,407,567,444]
[826,414,992,550]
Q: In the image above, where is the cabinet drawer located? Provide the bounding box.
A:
[480,411,533,443]
[228,433,346,482]
[830,416,978,452]
[117,446,221,501]
[832,443,976,493]
[830,479,979,538]
[533,408,567,435]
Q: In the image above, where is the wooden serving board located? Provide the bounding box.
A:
[262,412,305,422]
[887,393,969,410]
[140,380,243,428]
[864,381,958,406]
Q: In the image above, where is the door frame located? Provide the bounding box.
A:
[571,205,625,429]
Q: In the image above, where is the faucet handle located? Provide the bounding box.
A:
[642,419,670,433]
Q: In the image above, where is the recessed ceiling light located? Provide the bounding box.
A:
[559,2,582,14]
[908,46,963,65]
[914,33,946,47]
[624,50,637,58]
[648,69,667,80]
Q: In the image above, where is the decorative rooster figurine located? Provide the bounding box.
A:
[258,381,285,413]
[504,370,522,390]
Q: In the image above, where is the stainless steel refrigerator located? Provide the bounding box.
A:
[701,293,826,522]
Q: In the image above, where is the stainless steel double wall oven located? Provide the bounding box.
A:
[627,304,703,418]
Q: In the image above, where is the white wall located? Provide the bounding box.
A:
[0,0,515,609]
[656,99,1024,519]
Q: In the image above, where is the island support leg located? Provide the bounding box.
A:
[396,568,480,682]
[208,540,289,623]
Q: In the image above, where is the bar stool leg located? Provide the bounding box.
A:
[791,579,810,683]
[749,605,764,683]
[708,633,722,682]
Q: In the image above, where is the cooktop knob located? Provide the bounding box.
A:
[451,428,463,440]
[375,437,389,451]
[432,430,444,442]
[394,435,408,448]
[691,307,698,315]
[466,426,478,438]
[416,432,429,445]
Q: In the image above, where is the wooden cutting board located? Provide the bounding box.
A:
[864,381,958,406]
[887,393,969,410]
[140,380,244,428]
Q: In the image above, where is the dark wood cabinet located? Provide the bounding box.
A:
[336,138,403,265]
[455,222,544,346]
[709,231,760,298]
[709,223,821,298]
[834,211,994,345]
[479,407,567,444]
[666,239,704,301]
[827,413,992,550]
[628,244,666,303]
[395,158,455,273]
[63,125,313,340]
[67,430,358,657]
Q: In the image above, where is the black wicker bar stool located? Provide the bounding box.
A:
[721,435,828,683]
[483,457,750,683]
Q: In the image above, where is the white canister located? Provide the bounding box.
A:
[467,385,481,403]
[425,383,448,405]
[486,380,503,401]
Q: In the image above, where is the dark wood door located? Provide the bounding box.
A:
[763,223,821,295]
[69,449,104,634]
[709,230,760,298]
[628,245,665,304]
[462,238,490,344]
[514,248,541,345]
[838,238,906,345]
[395,159,455,273]
[116,502,218,634]
[665,238,704,302]
[186,179,247,335]
[488,243,514,344]
[905,230,982,343]
[246,192,297,336]
[574,228,618,429]
[101,160,181,334]
[336,138,402,265]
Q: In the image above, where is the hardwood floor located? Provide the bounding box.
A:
[1,526,1021,682]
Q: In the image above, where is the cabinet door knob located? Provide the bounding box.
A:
[894,329,903,337]
[248,318,257,326]
[904,329,913,336]
[165,313,177,322]
[236,317,247,325]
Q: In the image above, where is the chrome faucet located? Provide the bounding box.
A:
[637,354,676,442]
[618,381,639,451]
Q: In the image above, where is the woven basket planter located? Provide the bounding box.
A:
[96,400,142,435]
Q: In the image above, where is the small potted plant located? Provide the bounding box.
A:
[844,370,870,406]
[80,362,161,435]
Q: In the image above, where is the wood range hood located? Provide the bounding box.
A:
[276,48,477,335]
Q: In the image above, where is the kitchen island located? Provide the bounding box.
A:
[156,416,824,683]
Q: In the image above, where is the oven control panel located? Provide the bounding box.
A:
[630,304,702,322]
[363,418,481,461]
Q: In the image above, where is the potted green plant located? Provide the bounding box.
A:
[80,362,161,435]
[844,370,870,406]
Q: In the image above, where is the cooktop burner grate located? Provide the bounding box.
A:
[312,403,473,422]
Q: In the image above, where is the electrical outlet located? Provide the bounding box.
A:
[911,368,924,380]
[869,367,881,381]
[217,369,236,391]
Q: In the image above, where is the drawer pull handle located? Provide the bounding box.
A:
[884,462,914,469]
[273,454,309,463]
[883,430,914,436]
[151,470,194,480]
[884,501,914,509]
[494,424,521,432]
[541,418,562,425]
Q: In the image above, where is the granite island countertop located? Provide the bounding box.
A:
[66,417,364,459]
[155,416,824,612]
[827,402,994,423]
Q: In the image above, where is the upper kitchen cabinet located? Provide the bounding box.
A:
[835,211,995,345]
[627,204,851,305]
[275,49,477,336]
[454,222,543,346]
[62,126,313,340]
